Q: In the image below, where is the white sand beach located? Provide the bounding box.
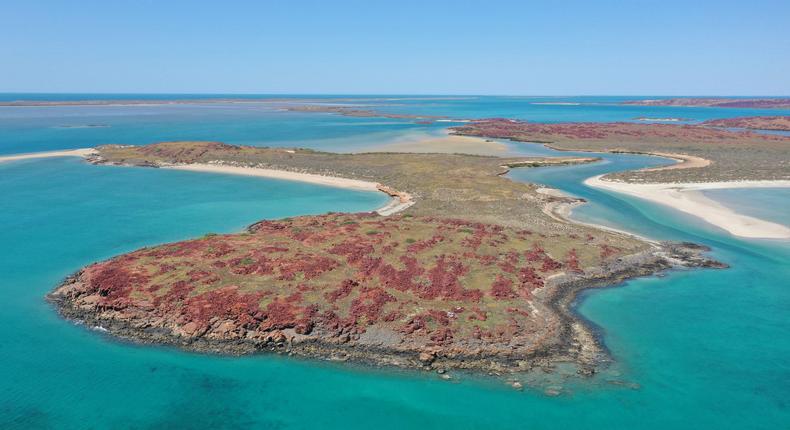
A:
[0,148,95,163]
[0,149,414,216]
[165,163,414,216]
[585,175,790,239]
[641,152,710,171]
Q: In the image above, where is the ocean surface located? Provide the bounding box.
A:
[1,95,788,429]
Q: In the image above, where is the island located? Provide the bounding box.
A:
[621,98,790,109]
[279,104,448,122]
[47,141,721,375]
[702,116,790,131]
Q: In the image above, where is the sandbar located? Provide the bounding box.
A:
[585,175,790,239]
[0,148,95,163]
[164,163,413,216]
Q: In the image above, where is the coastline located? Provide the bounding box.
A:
[162,163,415,216]
[0,149,414,217]
[534,187,658,244]
[0,148,95,163]
[585,175,790,239]
[164,163,380,192]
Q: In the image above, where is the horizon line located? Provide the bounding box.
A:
[1,92,789,98]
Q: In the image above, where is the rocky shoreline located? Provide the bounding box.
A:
[48,240,722,376]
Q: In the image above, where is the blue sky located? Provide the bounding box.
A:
[1,0,788,95]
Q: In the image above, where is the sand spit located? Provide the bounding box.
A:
[163,163,413,216]
[585,175,790,239]
[640,152,711,171]
[0,148,95,163]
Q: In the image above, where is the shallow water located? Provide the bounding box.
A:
[1,96,789,429]
[0,103,441,155]
[702,188,790,226]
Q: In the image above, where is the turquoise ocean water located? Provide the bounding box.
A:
[1,96,788,429]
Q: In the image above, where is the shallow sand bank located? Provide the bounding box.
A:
[0,148,95,163]
[164,163,413,215]
[535,187,657,243]
[372,131,507,156]
[585,175,790,239]
[165,163,379,191]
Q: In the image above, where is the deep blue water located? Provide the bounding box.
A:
[1,95,788,429]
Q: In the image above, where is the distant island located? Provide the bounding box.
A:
[0,96,469,107]
[621,98,790,109]
[280,104,448,122]
[47,141,720,376]
[701,116,790,131]
[633,117,689,122]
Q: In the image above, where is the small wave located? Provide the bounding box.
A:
[634,117,687,122]
[54,124,111,129]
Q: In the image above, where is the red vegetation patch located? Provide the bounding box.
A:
[407,234,445,253]
[423,255,480,301]
[325,279,358,302]
[277,254,338,281]
[599,244,620,260]
[565,249,582,273]
[78,213,612,351]
[87,264,148,310]
[348,287,395,325]
[490,275,517,299]
[259,299,300,331]
[183,286,263,332]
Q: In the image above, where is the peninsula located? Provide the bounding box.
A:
[48,141,720,375]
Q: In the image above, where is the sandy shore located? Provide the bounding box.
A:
[0,148,95,163]
[0,148,413,216]
[641,152,710,171]
[373,131,507,156]
[535,187,657,243]
[164,163,413,216]
[585,175,790,239]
